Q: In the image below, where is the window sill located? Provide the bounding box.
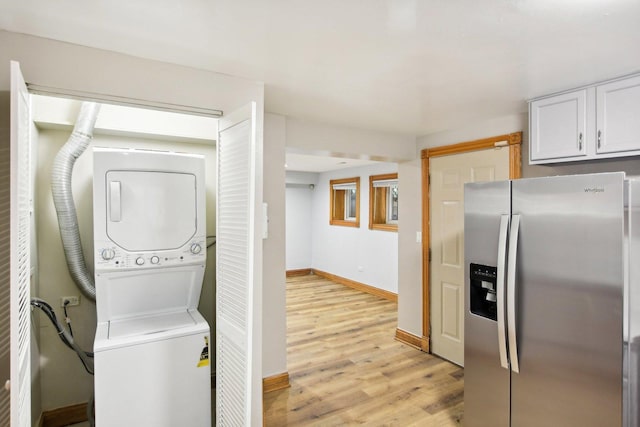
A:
[330,219,360,228]
[370,223,398,232]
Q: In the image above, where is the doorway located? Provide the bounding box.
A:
[421,133,522,365]
[9,57,262,425]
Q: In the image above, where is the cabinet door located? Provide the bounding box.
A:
[529,90,588,163]
[596,75,640,155]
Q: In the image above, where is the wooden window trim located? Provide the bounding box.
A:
[330,177,360,227]
[420,132,522,352]
[369,173,398,232]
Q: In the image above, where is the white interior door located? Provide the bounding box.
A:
[7,61,31,427]
[216,102,263,426]
[430,147,509,366]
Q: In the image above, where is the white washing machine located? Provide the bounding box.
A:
[92,147,211,426]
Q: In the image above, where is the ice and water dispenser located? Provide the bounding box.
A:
[469,263,498,321]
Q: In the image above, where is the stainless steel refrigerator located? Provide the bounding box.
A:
[464,172,630,427]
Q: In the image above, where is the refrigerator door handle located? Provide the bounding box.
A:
[507,214,521,373]
[497,214,510,370]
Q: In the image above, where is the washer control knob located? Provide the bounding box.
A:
[190,243,202,254]
[101,248,115,261]
[135,257,145,266]
[150,256,160,264]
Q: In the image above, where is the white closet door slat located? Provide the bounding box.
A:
[216,102,262,426]
[0,117,11,427]
[8,61,31,427]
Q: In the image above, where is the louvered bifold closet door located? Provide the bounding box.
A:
[0,117,10,427]
[216,102,262,426]
[7,61,31,427]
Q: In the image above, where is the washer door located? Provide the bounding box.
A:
[105,171,197,251]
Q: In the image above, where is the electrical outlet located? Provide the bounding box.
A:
[60,296,80,307]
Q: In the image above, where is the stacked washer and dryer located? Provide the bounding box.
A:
[92,147,211,426]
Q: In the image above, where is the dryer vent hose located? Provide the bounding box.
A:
[51,102,101,301]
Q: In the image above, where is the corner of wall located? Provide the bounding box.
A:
[396,158,423,336]
[262,111,288,378]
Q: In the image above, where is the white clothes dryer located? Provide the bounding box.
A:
[92,148,211,426]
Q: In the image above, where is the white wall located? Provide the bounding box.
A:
[285,172,317,270]
[262,114,287,377]
[0,30,266,412]
[282,115,415,296]
[0,31,263,116]
[311,163,399,293]
[396,158,423,336]
[285,170,318,186]
[286,117,416,162]
[418,114,527,150]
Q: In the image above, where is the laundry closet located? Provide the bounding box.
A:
[32,94,217,423]
[6,45,266,426]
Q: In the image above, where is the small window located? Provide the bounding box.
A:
[369,173,398,232]
[330,177,360,227]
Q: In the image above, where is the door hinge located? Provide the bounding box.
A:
[428,248,431,262]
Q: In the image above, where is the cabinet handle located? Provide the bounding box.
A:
[578,133,583,151]
[597,130,602,149]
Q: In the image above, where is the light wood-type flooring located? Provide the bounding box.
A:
[263,273,464,426]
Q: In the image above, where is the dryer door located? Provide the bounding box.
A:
[105,171,197,251]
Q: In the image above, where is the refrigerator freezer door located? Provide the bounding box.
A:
[511,172,624,427]
[627,179,640,427]
[464,180,511,427]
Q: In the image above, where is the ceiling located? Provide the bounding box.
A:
[286,153,381,173]
[2,0,640,138]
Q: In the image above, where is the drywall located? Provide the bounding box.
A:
[286,117,416,162]
[262,114,287,377]
[396,158,423,337]
[285,186,313,269]
[311,163,399,293]
[35,128,217,410]
[522,140,640,178]
[285,172,318,270]
[0,31,263,116]
[286,170,318,186]
[418,113,527,150]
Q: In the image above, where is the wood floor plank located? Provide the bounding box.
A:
[264,273,464,426]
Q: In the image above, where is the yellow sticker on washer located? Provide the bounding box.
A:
[198,336,209,367]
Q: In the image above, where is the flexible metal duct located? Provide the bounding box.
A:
[51,102,101,301]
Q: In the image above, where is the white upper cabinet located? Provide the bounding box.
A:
[596,75,640,155]
[530,89,589,163]
[529,74,640,165]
